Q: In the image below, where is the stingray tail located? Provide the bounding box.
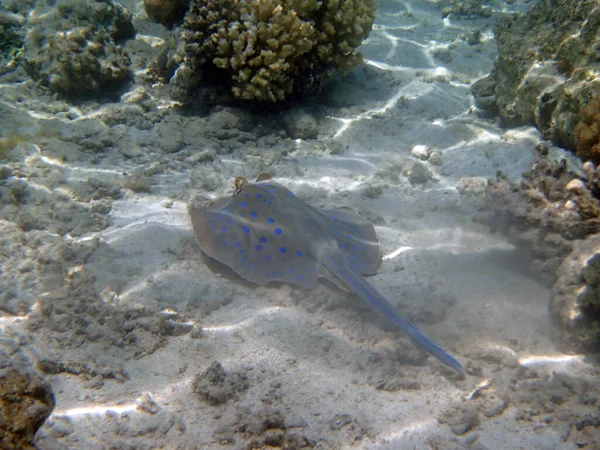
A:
[323,255,464,374]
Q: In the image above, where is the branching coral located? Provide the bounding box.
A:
[575,95,600,164]
[179,0,375,102]
[212,1,317,101]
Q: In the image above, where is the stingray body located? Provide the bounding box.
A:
[190,174,463,374]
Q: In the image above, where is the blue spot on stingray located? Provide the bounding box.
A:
[221,227,227,233]
[235,242,241,248]
[296,251,303,257]
[255,245,263,251]
[240,249,245,254]
[245,193,249,197]
[298,274,305,280]
[279,246,286,254]
[242,226,250,233]
[250,211,258,218]
[286,192,293,197]
[352,245,359,251]
[259,236,267,243]
[241,201,248,207]
[267,201,272,205]
[266,255,273,261]
[267,217,275,224]
[347,234,353,240]
[274,228,282,235]
[289,268,295,273]
[270,272,276,277]
[227,219,233,224]
[256,193,263,199]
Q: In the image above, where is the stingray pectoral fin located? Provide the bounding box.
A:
[320,207,382,275]
[190,205,219,255]
[323,254,464,374]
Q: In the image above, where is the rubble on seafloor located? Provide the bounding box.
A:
[476,144,600,353]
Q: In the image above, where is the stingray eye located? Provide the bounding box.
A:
[233,177,247,195]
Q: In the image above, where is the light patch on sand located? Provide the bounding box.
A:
[52,403,137,418]
[203,306,288,333]
[519,354,584,367]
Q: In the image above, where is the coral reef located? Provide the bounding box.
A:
[0,333,55,450]
[473,0,600,351]
[477,144,600,352]
[575,95,600,164]
[551,234,600,354]
[0,2,32,75]
[20,0,135,100]
[479,145,600,282]
[144,0,189,28]
[0,10,24,57]
[471,0,600,157]
[24,27,132,99]
[169,0,375,103]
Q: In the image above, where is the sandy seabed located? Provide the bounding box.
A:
[1,0,599,449]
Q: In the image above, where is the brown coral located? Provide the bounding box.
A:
[213,0,317,101]
[20,0,134,100]
[144,0,189,28]
[471,0,600,157]
[0,337,55,450]
[178,0,375,102]
[575,95,600,164]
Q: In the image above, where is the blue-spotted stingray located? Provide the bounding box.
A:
[190,173,463,374]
